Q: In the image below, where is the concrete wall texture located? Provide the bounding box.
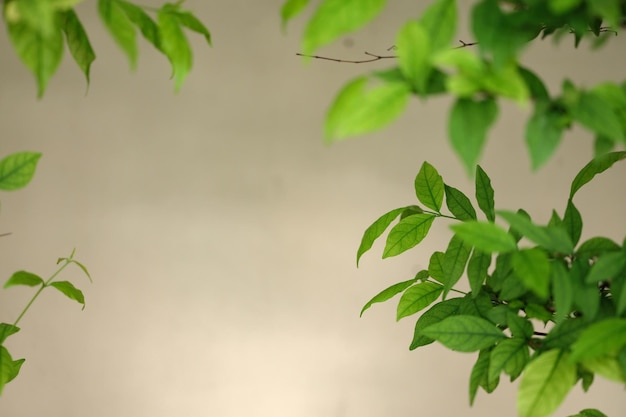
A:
[0,1,625,416]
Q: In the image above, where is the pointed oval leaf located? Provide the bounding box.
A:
[570,318,626,362]
[570,151,626,199]
[488,338,529,382]
[450,221,517,253]
[98,0,138,69]
[302,0,387,55]
[410,297,462,349]
[422,315,506,352]
[497,210,574,253]
[585,251,626,284]
[512,248,551,299]
[383,213,436,258]
[171,8,212,46]
[419,0,457,52]
[551,262,573,324]
[49,281,85,308]
[0,324,20,345]
[360,277,418,317]
[396,20,430,92]
[475,165,495,221]
[0,346,24,395]
[414,162,444,211]
[442,233,472,296]
[470,348,499,405]
[563,199,582,246]
[116,0,161,50]
[428,251,445,283]
[444,184,477,220]
[4,271,44,288]
[0,152,41,190]
[158,7,193,91]
[62,9,96,85]
[396,281,443,320]
[525,103,565,170]
[467,250,491,296]
[357,207,407,266]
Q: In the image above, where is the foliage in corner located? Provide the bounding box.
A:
[2,0,211,96]
[358,153,626,417]
[0,152,91,395]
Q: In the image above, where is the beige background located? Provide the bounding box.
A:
[1,1,625,416]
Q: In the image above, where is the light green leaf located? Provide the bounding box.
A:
[450,221,517,253]
[512,248,551,299]
[428,251,445,283]
[396,20,430,93]
[589,0,622,31]
[518,350,577,417]
[0,346,25,395]
[360,277,417,317]
[410,298,462,349]
[570,91,624,143]
[497,210,574,254]
[158,6,193,91]
[396,281,443,320]
[98,0,137,69]
[62,9,95,85]
[414,161,444,212]
[356,207,407,266]
[422,315,506,352]
[551,262,573,323]
[489,338,529,382]
[419,0,456,52]
[49,281,85,309]
[281,0,310,31]
[444,184,476,220]
[470,348,499,405]
[170,7,212,46]
[383,213,436,258]
[325,76,410,141]
[525,102,565,170]
[570,318,626,362]
[582,356,625,383]
[548,0,582,14]
[0,324,20,345]
[467,250,490,296]
[475,165,495,222]
[302,0,387,55]
[569,151,626,199]
[116,0,160,50]
[585,251,626,284]
[0,152,42,191]
[4,271,44,288]
[449,97,499,175]
[442,234,472,296]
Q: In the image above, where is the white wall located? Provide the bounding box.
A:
[0,1,625,416]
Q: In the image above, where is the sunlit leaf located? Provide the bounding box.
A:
[383,213,436,258]
[396,20,430,93]
[570,318,626,362]
[356,207,406,266]
[451,221,517,253]
[49,281,85,309]
[116,0,160,50]
[98,0,137,69]
[414,161,444,212]
[422,315,506,352]
[4,271,44,288]
[397,281,443,320]
[428,251,445,283]
[360,277,417,317]
[0,346,24,395]
[0,152,42,191]
[281,0,310,31]
[158,5,193,91]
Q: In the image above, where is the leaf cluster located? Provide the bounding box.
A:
[358,152,626,417]
[3,0,211,96]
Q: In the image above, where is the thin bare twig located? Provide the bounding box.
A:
[296,51,397,63]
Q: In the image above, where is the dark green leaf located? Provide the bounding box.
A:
[62,9,95,85]
[470,348,498,405]
[552,262,573,323]
[497,210,574,253]
[475,164,495,221]
[512,248,551,299]
[0,324,20,345]
[569,151,626,199]
[594,135,615,158]
[517,350,577,417]
[458,291,493,318]
[562,199,582,246]
[414,162,444,212]
[444,184,476,220]
[302,0,387,55]
[49,281,85,308]
[4,271,44,288]
[428,251,445,283]
[585,251,626,284]
[356,207,406,266]
[442,234,472,296]
[158,6,193,91]
[449,97,498,175]
[576,237,620,259]
[325,76,410,141]
[280,0,310,30]
[525,102,565,170]
[396,281,443,320]
[569,409,609,417]
[422,315,506,352]
[467,250,490,296]
[360,277,417,317]
[518,66,550,102]
[116,0,161,50]
[98,0,138,69]
[410,298,462,349]
[544,319,589,349]
[383,214,436,258]
[489,338,529,382]
[570,318,626,362]
[450,221,517,253]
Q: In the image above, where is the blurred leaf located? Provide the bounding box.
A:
[576,237,620,259]
[302,0,386,55]
[569,409,609,417]
[0,152,42,191]
[444,184,477,220]
[589,0,621,28]
[570,318,626,362]
[396,20,430,93]
[569,151,626,199]
[49,281,85,309]
[451,221,517,253]
[325,76,410,141]
[525,102,565,170]
[4,271,44,288]
[116,0,161,50]
[512,248,551,299]
[357,207,406,266]
[570,91,624,143]
[422,315,506,352]
[497,210,574,253]
[449,97,498,176]
[410,297,462,349]
[280,0,310,31]
[419,0,456,52]
[383,214,436,258]
[62,9,95,85]
[158,5,193,91]
[414,161,444,212]
[517,350,577,417]
[470,348,499,405]
[489,337,529,382]
[98,0,138,69]
[475,165,495,221]
[0,324,20,345]
[518,66,549,102]
[467,250,490,296]
[551,262,573,323]
[585,251,626,284]
[170,6,211,46]
[397,281,443,320]
[360,277,417,317]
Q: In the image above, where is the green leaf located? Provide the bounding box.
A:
[414,162,444,212]
[116,0,161,50]
[419,0,456,52]
[552,262,573,324]
[467,250,491,296]
[49,281,85,309]
[302,0,387,55]
[280,0,310,31]
[511,248,551,299]
[410,298,462,349]
[422,315,506,352]
[396,281,443,320]
[470,348,499,405]
[569,91,624,143]
[170,7,212,46]
[562,199,582,247]
[489,338,529,382]
[360,277,417,317]
[544,319,589,350]
[475,165,495,222]
[518,66,550,102]
[396,20,430,93]
[449,97,499,175]
[158,5,193,91]
[442,234,472,296]
[576,237,620,259]
[444,185,476,220]
[506,311,534,339]
[98,0,137,69]
[62,9,95,85]
[570,318,626,362]
[518,350,577,417]
[497,210,574,254]
[525,102,565,170]
[0,152,42,190]
[0,324,20,345]
[0,346,25,395]
[383,213,436,258]
[585,251,626,284]
[428,251,445,283]
[594,135,615,158]
[582,356,625,383]
[569,151,626,199]
[356,207,406,266]
[589,0,622,28]
[569,409,609,417]
[4,271,44,288]
[325,76,410,141]
[548,0,582,14]
[450,221,517,253]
